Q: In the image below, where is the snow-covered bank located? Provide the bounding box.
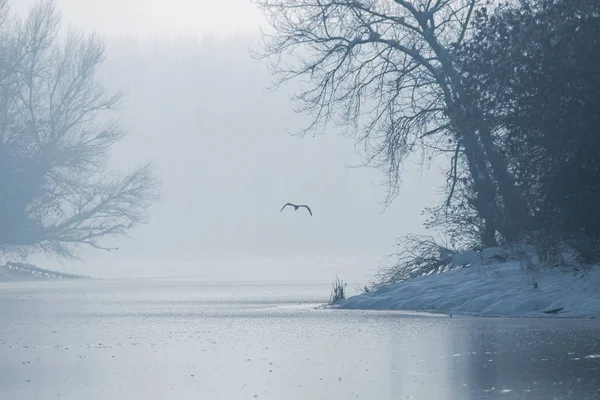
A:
[0,262,91,282]
[338,262,600,318]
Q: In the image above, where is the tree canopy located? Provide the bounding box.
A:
[0,1,160,259]
[255,0,600,274]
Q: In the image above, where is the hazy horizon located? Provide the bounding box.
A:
[12,1,445,282]
[12,0,264,37]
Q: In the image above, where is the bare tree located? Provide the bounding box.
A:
[0,1,160,259]
[372,234,455,288]
[252,0,530,245]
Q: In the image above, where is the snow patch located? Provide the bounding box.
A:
[480,247,510,261]
[339,261,600,318]
[451,249,481,267]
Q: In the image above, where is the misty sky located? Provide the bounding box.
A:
[13,0,264,36]
[16,0,445,282]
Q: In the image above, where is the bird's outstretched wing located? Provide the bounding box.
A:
[280,203,295,212]
[299,205,313,216]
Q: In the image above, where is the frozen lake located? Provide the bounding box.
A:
[1,279,599,399]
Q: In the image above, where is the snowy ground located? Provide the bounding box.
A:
[338,261,600,318]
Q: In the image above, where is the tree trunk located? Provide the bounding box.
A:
[451,110,499,247]
[423,28,529,244]
[442,57,529,242]
[481,219,497,247]
[474,118,530,240]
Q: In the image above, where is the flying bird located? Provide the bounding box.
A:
[280,203,313,216]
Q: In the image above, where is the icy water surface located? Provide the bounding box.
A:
[1,279,599,399]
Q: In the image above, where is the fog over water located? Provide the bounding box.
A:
[14,1,444,282]
[3,4,600,400]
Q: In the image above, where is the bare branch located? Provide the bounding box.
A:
[253,0,529,244]
[445,139,461,207]
[0,1,160,259]
[252,0,486,203]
